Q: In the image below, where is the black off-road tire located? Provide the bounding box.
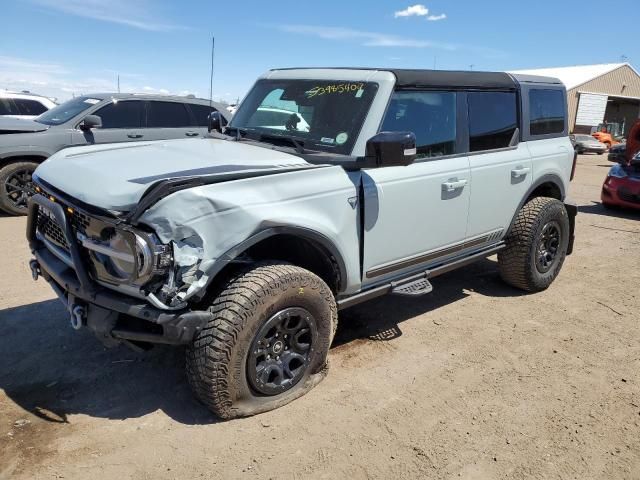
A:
[0,160,39,216]
[498,197,570,292]
[186,263,337,419]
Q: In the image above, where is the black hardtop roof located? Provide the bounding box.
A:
[389,69,516,89]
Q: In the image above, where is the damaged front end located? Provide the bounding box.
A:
[26,182,213,347]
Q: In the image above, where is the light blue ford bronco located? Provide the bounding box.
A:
[27,68,577,418]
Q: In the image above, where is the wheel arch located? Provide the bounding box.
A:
[196,226,348,301]
[0,154,48,169]
[506,174,566,235]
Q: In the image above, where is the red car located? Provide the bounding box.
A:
[601,155,640,210]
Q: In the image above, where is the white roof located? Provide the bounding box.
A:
[509,63,637,90]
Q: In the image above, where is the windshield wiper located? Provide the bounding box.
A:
[254,132,307,154]
[225,127,307,154]
[224,126,248,141]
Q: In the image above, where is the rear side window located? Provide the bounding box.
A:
[0,98,17,115]
[381,91,457,158]
[529,89,565,136]
[147,101,191,128]
[14,99,48,116]
[95,101,143,128]
[189,104,217,127]
[468,91,518,152]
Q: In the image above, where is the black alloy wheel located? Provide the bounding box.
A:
[4,167,35,211]
[535,221,561,273]
[247,307,317,396]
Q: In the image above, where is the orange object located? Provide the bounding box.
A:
[592,128,619,148]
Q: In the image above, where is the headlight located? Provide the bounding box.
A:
[80,228,172,286]
[609,164,628,179]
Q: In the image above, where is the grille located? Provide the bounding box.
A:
[618,188,640,205]
[71,210,90,233]
[36,210,69,250]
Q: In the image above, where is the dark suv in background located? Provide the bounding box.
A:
[0,94,230,215]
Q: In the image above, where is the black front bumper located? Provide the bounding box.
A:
[27,194,212,345]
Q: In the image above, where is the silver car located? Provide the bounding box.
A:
[0,93,229,215]
[570,134,607,154]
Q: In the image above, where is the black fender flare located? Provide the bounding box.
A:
[506,174,566,234]
[505,173,576,254]
[194,226,349,300]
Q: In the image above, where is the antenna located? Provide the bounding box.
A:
[209,36,215,112]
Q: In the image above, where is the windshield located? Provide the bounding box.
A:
[35,96,102,125]
[229,79,379,154]
[576,135,594,141]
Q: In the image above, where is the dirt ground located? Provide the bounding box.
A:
[1,154,639,480]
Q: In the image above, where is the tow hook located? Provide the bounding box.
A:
[29,259,40,281]
[70,304,86,330]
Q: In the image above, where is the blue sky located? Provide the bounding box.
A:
[1,0,638,102]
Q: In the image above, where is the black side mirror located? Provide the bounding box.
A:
[207,111,227,133]
[365,131,417,167]
[80,115,102,131]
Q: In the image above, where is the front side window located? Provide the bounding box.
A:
[36,96,101,126]
[146,101,192,128]
[381,91,457,159]
[229,79,379,154]
[189,104,218,127]
[529,89,565,136]
[15,99,48,116]
[95,100,142,129]
[468,91,518,152]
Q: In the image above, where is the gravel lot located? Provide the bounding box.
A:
[1,154,639,480]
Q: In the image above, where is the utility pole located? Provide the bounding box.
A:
[433,55,437,70]
[117,74,120,93]
[209,36,215,111]
[469,64,474,71]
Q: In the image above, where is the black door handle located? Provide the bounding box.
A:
[185,131,199,137]
[127,133,143,139]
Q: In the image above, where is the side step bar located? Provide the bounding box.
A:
[337,242,504,310]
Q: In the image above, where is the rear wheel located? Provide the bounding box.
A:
[186,263,337,419]
[0,161,38,216]
[498,197,570,292]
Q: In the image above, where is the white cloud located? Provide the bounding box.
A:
[277,24,456,50]
[28,0,186,31]
[394,4,429,18]
[427,14,447,21]
[271,24,507,59]
[0,55,188,101]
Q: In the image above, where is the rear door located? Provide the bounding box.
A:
[362,90,471,285]
[143,100,201,140]
[465,91,532,238]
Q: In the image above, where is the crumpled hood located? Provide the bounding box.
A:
[34,137,312,211]
[0,117,49,133]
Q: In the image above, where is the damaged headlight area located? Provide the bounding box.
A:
[80,227,173,291]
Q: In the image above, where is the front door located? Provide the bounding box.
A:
[71,99,144,146]
[362,90,471,285]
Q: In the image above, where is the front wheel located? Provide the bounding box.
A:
[186,263,337,419]
[0,161,39,216]
[498,197,570,292]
